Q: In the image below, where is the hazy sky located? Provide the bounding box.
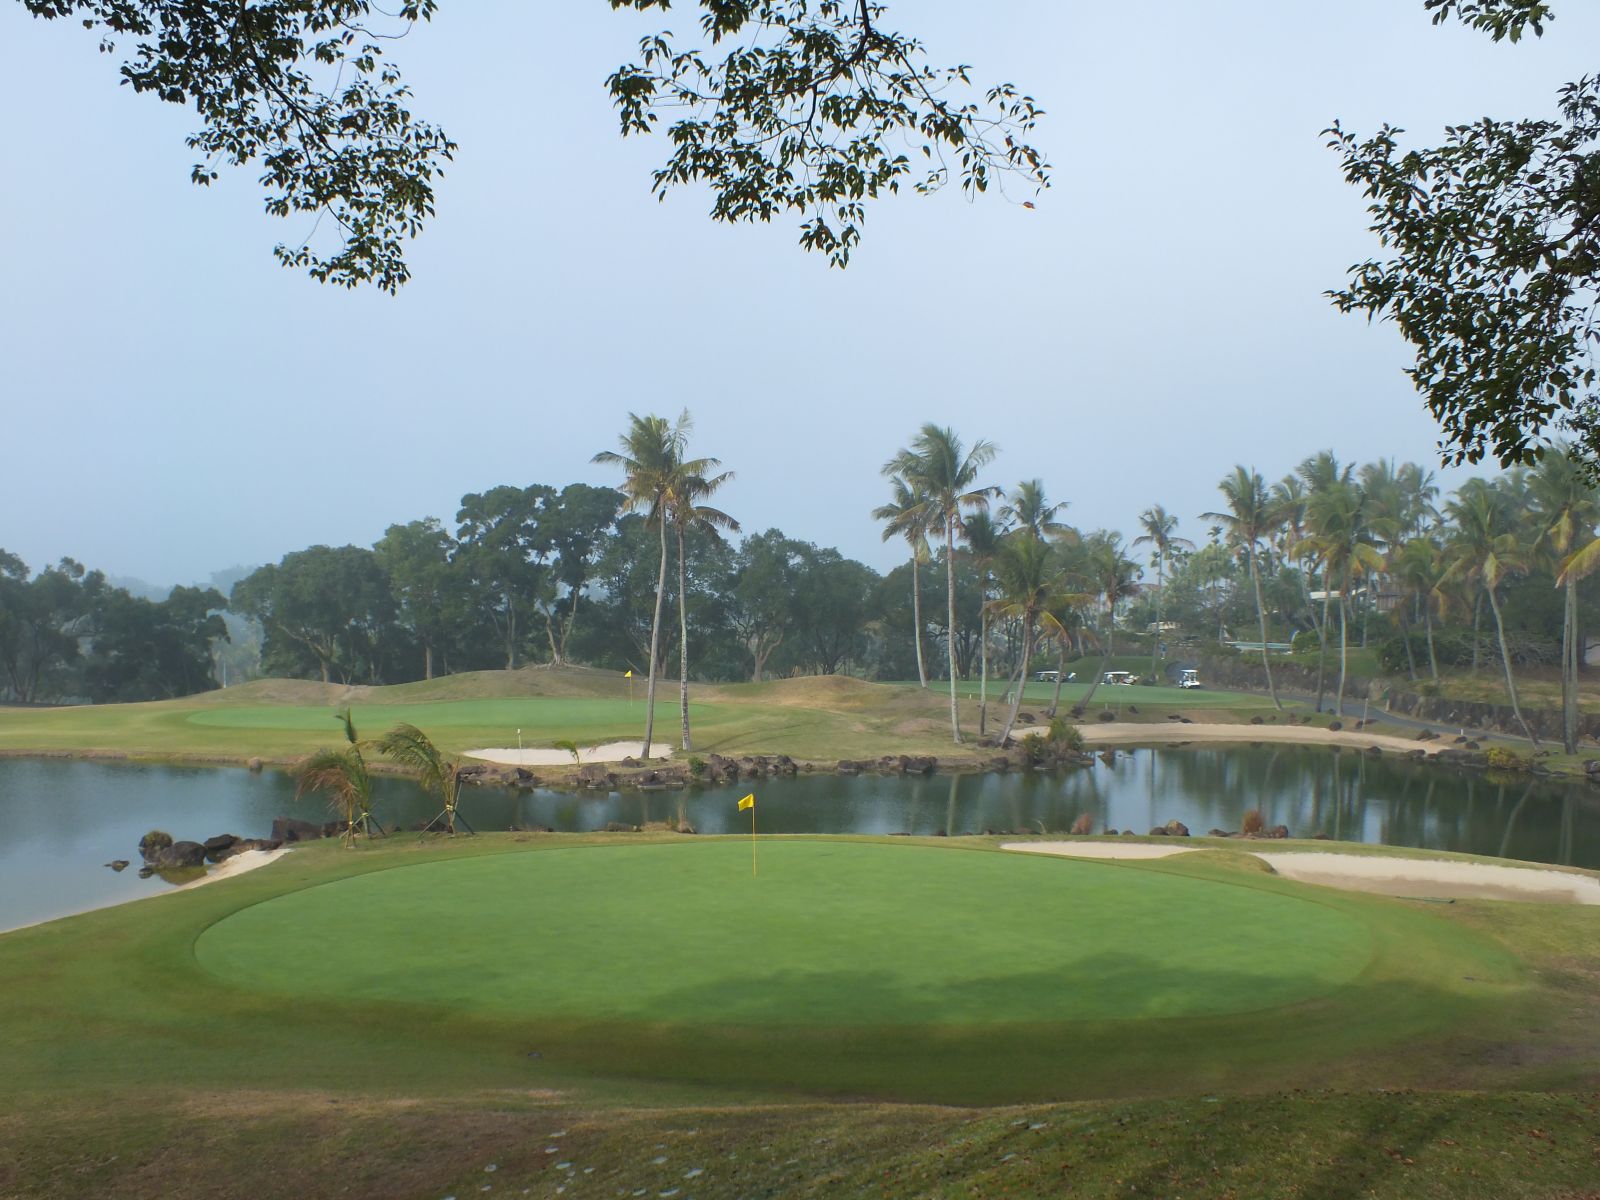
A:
[5,1,1598,586]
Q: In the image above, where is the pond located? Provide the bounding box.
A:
[2,746,1597,932]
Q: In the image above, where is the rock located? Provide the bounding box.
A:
[1103,827,1119,836]
[150,840,206,869]
[1147,826,1170,836]
[1250,715,1264,725]
[1366,745,1383,757]
[1207,829,1232,838]
[602,821,638,833]
[1097,710,1117,722]
[1416,730,1438,742]
[270,817,324,843]
[213,837,281,861]
[1465,740,1481,750]
[1120,830,1136,836]
[1167,714,1184,721]
[1583,759,1600,776]
[105,859,129,871]
[1163,819,1190,837]
[138,830,174,861]
[1267,824,1290,839]
[577,764,613,788]
[246,757,264,772]
[619,756,640,768]
[836,760,862,774]
[202,834,240,862]
[1017,711,1037,725]
[1128,705,1139,714]
[1327,720,1342,732]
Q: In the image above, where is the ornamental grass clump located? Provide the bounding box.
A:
[1242,808,1265,836]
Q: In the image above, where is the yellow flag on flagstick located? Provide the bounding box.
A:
[624,670,633,678]
[738,794,754,811]
[740,794,757,877]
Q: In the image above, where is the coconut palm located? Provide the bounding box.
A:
[374,722,468,836]
[873,475,934,689]
[962,509,1007,737]
[593,412,685,759]
[1392,537,1445,682]
[664,453,740,753]
[1300,481,1382,714]
[1132,504,1192,683]
[998,480,1069,541]
[884,426,1000,744]
[1442,481,1540,746]
[986,534,1084,746]
[1071,534,1141,712]
[1203,466,1283,710]
[1530,447,1600,752]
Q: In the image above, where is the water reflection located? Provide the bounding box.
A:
[2,747,1598,931]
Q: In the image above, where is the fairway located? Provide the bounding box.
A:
[197,840,1373,1024]
[184,696,710,735]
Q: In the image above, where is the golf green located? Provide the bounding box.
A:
[195,841,1374,1025]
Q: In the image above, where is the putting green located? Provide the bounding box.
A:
[196,841,1374,1025]
[185,697,707,733]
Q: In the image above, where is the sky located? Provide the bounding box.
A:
[4,1,1599,587]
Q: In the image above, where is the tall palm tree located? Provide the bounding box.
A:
[1530,447,1600,752]
[1132,504,1192,683]
[665,458,739,752]
[1442,480,1540,746]
[873,475,933,689]
[986,534,1082,746]
[593,412,684,759]
[962,509,1007,737]
[1392,537,1444,682]
[374,722,467,835]
[998,479,1069,540]
[885,425,1000,744]
[1203,466,1283,710]
[1071,534,1141,712]
[1301,481,1382,714]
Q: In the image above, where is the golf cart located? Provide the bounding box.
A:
[1178,669,1202,689]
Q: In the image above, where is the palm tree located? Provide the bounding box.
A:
[1071,534,1141,712]
[962,509,1007,738]
[664,449,740,753]
[1392,537,1444,682]
[1301,481,1382,714]
[998,480,1069,540]
[885,426,999,744]
[986,535,1082,745]
[873,475,934,689]
[1203,466,1283,710]
[593,412,684,759]
[1132,504,1192,684]
[1530,448,1600,752]
[374,722,468,835]
[1442,481,1540,746]
[295,713,375,847]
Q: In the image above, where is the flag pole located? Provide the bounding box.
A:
[751,801,757,878]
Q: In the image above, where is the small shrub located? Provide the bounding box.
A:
[1485,746,1530,772]
[1241,808,1265,836]
[1047,717,1084,753]
[1019,733,1049,765]
[1070,813,1093,835]
[686,755,707,778]
[139,830,173,852]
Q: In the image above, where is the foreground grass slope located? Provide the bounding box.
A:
[0,666,1286,765]
[2,833,1597,1198]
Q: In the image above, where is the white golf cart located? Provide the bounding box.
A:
[1178,669,1202,689]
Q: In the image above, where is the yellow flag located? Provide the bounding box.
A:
[738,794,755,811]
[624,670,633,678]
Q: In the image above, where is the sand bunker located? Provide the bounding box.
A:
[1067,722,1445,756]
[176,847,292,892]
[1001,840,1600,905]
[1258,852,1600,906]
[463,741,671,766]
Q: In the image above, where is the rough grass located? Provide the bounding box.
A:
[2,834,1598,1199]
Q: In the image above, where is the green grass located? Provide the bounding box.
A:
[0,667,1292,767]
[194,841,1372,1025]
[2,832,1597,1198]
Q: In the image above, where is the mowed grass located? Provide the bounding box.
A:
[0,666,1292,766]
[194,841,1372,1025]
[3,833,1597,1199]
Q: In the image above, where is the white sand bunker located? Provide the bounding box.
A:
[464,741,671,766]
[1001,841,1198,860]
[1259,852,1600,906]
[176,847,292,891]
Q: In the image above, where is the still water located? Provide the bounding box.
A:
[2,746,1597,931]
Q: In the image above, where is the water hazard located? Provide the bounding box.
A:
[2,745,1597,931]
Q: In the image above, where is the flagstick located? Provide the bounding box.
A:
[751,803,757,878]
